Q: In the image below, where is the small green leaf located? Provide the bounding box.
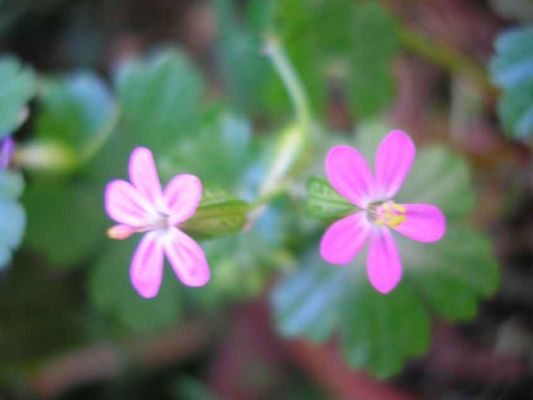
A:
[89,240,182,333]
[305,177,356,220]
[116,50,204,152]
[35,72,117,157]
[489,28,533,140]
[0,56,35,137]
[181,188,248,240]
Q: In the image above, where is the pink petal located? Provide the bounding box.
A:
[164,228,210,287]
[128,147,163,205]
[393,203,446,243]
[130,232,165,298]
[374,130,415,199]
[320,212,371,265]
[105,179,153,226]
[325,145,375,207]
[367,228,402,294]
[163,174,203,226]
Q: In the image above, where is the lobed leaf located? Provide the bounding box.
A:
[0,56,35,136]
[116,50,204,152]
[489,28,533,141]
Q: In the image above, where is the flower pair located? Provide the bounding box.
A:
[105,130,445,298]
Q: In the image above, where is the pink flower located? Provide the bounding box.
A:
[104,147,210,298]
[320,130,446,294]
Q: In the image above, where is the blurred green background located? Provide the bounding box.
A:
[1,0,533,399]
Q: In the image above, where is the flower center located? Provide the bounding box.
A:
[367,201,406,229]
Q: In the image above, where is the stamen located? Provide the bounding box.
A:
[374,201,407,229]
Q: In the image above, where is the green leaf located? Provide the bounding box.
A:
[497,82,533,140]
[165,112,254,189]
[0,56,35,137]
[116,50,204,152]
[35,72,117,157]
[339,277,430,378]
[0,170,24,200]
[271,253,430,378]
[401,224,499,320]
[489,28,533,140]
[180,188,248,240]
[305,177,356,220]
[395,147,475,219]
[348,1,399,118]
[490,28,533,88]
[0,170,25,269]
[215,0,275,114]
[23,182,107,268]
[89,240,182,333]
[0,200,25,268]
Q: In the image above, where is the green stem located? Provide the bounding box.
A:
[251,37,313,213]
[263,36,311,128]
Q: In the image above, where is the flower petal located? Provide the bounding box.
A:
[128,147,163,205]
[320,212,371,265]
[325,145,375,207]
[367,228,402,294]
[164,228,210,287]
[374,130,415,199]
[393,203,446,243]
[0,137,15,169]
[164,174,203,225]
[130,232,165,298]
[104,179,153,226]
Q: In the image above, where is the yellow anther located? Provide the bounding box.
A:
[374,201,407,229]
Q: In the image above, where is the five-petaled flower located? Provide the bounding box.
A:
[320,130,446,294]
[104,147,210,298]
[0,137,15,169]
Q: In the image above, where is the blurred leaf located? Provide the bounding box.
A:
[0,170,25,268]
[305,177,356,220]
[181,188,249,240]
[215,0,275,114]
[116,50,204,152]
[0,56,35,137]
[339,275,430,378]
[173,375,218,400]
[35,72,117,157]
[166,112,255,189]
[348,1,399,118]
[395,147,475,218]
[497,82,533,140]
[89,240,182,333]
[272,252,430,378]
[402,224,499,320]
[490,28,533,140]
[23,182,107,268]
[0,170,24,200]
